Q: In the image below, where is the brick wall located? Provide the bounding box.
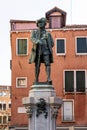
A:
[10,28,87,126]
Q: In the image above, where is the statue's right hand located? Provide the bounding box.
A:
[38,40,42,45]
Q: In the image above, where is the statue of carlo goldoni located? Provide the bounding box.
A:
[29,17,54,84]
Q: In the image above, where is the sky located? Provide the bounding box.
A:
[0,0,87,85]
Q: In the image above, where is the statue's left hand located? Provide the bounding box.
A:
[38,40,43,45]
[41,34,47,40]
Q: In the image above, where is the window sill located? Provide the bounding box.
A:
[16,86,27,88]
[16,54,28,56]
[62,120,75,123]
[76,53,87,56]
[56,53,66,56]
[64,92,86,95]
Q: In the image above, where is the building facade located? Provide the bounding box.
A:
[10,7,87,130]
[0,85,11,130]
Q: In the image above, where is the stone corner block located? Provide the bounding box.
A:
[22,96,34,105]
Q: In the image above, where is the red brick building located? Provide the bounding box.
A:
[10,7,87,130]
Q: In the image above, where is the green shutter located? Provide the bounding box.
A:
[65,71,74,92]
[18,39,27,54]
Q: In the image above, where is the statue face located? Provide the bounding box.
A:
[38,21,45,28]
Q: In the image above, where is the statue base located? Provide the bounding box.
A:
[33,80,52,85]
[22,84,62,130]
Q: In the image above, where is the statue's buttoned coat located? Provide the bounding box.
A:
[29,29,54,64]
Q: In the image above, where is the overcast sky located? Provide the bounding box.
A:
[0,0,87,85]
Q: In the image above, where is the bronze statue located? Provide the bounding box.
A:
[29,18,54,84]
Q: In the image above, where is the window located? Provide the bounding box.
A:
[8,116,11,122]
[9,103,11,108]
[0,91,7,96]
[76,37,87,54]
[16,38,28,55]
[3,86,7,90]
[62,100,74,122]
[18,107,26,113]
[76,71,85,92]
[56,38,66,55]
[3,92,7,96]
[65,71,74,92]
[3,104,6,110]
[0,92,3,96]
[16,77,27,88]
[0,116,9,124]
[3,116,7,124]
[0,116,2,123]
[50,17,62,28]
[0,104,2,110]
[64,70,86,92]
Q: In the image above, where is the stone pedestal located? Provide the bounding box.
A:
[22,84,62,130]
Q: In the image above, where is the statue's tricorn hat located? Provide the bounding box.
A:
[36,17,47,26]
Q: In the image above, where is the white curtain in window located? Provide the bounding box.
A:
[63,101,73,121]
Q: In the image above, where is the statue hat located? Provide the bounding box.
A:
[36,17,47,26]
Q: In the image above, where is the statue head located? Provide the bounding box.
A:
[36,17,47,27]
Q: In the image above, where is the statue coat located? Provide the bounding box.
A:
[29,29,54,64]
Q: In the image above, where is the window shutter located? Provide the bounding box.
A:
[65,71,74,92]
[76,71,85,92]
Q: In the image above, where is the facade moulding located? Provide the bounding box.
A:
[10,28,87,33]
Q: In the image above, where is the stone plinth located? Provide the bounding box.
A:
[22,84,62,130]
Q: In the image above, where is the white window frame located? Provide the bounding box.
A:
[16,77,27,88]
[63,69,87,93]
[75,36,87,55]
[16,38,28,56]
[17,107,26,113]
[62,99,74,122]
[55,38,66,55]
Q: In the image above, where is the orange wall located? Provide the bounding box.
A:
[10,29,87,126]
